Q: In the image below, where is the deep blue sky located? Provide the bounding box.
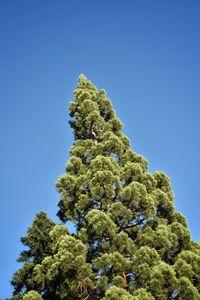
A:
[1,1,200,297]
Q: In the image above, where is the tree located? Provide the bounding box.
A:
[10,212,55,299]
[11,75,200,299]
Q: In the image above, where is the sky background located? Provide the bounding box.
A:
[0,0,200,298]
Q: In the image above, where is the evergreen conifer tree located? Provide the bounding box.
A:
[11,212,55,299]
[11,76,200,299]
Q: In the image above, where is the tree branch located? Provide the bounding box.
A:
[118,218,145,233]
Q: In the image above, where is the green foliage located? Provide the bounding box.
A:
[22,291,42,300]
[11,75,200,299]
[32,224,94,299]
[102,286,135,300]
[10,212,55,298]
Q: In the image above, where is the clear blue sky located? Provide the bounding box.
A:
[1,1,200,298]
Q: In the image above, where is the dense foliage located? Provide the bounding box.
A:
[11,76,200,299]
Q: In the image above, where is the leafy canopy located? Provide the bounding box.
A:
[11,75,200,300]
